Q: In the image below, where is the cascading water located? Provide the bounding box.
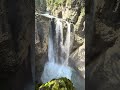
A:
[41,18,72,82]
[55,19,63,64]
[63,21,71,65]
[54,19,71,65]
[41,17,85,90]
[48,19,55,63]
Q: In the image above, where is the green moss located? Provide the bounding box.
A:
[37,77,75,90]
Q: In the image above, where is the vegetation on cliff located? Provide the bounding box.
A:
[36,77,75,90]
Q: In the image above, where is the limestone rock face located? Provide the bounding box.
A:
[0,0,34,90]
[0,0,17,73]
[35,0,46,12]
[70,42,85,78]
[0,0,34,74]
[86,0,120,90]
[35,16,49,82]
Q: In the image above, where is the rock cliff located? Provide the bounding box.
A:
[86,0,120,90]
[0,0,35,90]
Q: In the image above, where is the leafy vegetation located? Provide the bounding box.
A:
[36,77,75,90]
[46,0,72,11]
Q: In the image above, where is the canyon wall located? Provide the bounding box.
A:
[86,0,120,90]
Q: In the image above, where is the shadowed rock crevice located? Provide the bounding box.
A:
[0,0,35,90]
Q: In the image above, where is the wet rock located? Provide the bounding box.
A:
[69,41,85,78]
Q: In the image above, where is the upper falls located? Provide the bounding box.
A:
[48,18,71,65]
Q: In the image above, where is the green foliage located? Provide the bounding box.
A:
[46,0,66,10]
[55,0,64,4]
[37,77,75,90]
[66,0,71,6]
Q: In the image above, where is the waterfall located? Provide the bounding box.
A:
[41,18,72,83]
[55,19,64,64]
[64,22,71,65]
[48,19,55,63]
[48,18,71,65]
[40,18,85,90]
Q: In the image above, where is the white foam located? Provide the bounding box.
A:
[41,62,72,83]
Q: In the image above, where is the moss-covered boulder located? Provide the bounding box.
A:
[36,77,75,90]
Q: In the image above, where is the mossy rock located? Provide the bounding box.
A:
[36,77,75,90]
